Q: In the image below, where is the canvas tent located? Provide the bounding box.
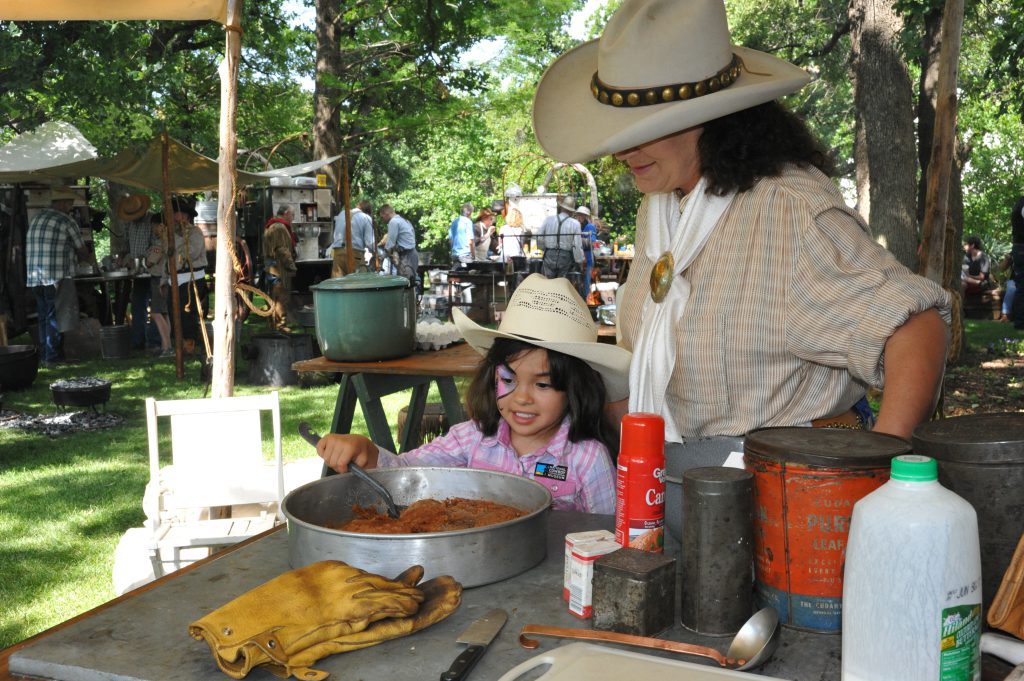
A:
[0,123,340,193]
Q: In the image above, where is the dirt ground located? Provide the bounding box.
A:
[941,347,1024,417]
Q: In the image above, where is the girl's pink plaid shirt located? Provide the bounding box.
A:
[376,417,616,514]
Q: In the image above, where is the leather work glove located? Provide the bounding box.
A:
[188,561,462,680]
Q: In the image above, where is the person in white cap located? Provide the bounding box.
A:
[26,187,94,364]
[533,0,950,455]
[576,205,598,300]
[315,274,632,514]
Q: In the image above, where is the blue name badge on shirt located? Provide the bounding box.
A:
[534,462,568,481]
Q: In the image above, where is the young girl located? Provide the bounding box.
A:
[316,274,632,513]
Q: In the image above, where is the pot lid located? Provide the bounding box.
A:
[744,426,911,468]
[912,412,1024,463]
[311,272,410,292]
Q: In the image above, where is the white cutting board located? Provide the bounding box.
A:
[498,642,789,681]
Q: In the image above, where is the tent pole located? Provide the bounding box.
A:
[162,132,185,379]
[211,0,244,398]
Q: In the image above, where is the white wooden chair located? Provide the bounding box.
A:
[143,392,284,577]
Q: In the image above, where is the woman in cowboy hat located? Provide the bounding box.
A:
[315,274,631,513]
[533,0,950,456]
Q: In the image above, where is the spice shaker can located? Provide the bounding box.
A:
[680,466,754,635]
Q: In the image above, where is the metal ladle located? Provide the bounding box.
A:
[519,607,780,671]
[297,422,403,519]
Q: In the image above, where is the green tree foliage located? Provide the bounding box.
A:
[0,5,312,162]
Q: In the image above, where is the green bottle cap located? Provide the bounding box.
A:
[890,454,938,481]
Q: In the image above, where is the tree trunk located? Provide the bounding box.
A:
[313,0,343,190]
[849,0,918,269]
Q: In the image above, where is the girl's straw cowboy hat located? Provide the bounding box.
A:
[453,274,632,401]
[533,0,811,164]
[117,193,151,221]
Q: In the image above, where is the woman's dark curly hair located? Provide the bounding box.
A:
[698,101,834,196]
[464,338,619,457]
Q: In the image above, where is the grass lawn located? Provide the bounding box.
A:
[0,318,447,650]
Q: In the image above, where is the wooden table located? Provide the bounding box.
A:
[292,343,481,460]
[594,254,633,284]
[2,511,1017,681]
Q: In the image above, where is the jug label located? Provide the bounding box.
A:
[939,604,981,680]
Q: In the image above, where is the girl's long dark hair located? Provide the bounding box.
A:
[464,338,618,457]
[698,100,834,196]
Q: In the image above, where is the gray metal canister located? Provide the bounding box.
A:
[912,412,1024,613]
[680,466,755,636]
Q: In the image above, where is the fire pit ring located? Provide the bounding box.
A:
[50,377,113,411]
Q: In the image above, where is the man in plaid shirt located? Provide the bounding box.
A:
[26,187,92,363]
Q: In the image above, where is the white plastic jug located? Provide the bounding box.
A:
[842,454,981,681]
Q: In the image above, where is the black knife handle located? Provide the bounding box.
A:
[440,644,486,681]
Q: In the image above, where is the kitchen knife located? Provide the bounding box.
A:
[440,608,508,681]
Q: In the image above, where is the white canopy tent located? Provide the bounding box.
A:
[0,122,340,193]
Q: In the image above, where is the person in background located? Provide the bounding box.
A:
[537,197,584,281]
[263,203,297,248]
[263,204,297,331]
[961,235,991,294]
[171,196,208,352]
[1011,197,1024,329]
[26,187,95,365]
[577,206,598,301]
[315,275,631,513]
[532,0,950,454]
[997,252,1015,323]
[144,212,174,356]
[378,204,419,290]
[497,207,526,262]
[115,192,154,350]
[449,202,474,268]
[473,208,496,261]
[331,199,375,278]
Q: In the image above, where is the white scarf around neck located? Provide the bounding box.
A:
[627,177,736,442]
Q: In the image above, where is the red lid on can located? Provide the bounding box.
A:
[620,412,665,453]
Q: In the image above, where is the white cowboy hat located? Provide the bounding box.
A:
[533,0,811,163]
[557,197,577,212]
[576,206,592,217]
[453,274,632,401]
[117,193,151,221]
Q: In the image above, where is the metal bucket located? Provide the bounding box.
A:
[744,427,910,632]
[99,324,131,359]
[282,467,551,587]
[912,413,1024,613]
[247,332,314,386]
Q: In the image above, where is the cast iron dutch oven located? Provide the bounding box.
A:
[311,272,416,362]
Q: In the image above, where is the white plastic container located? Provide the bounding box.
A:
[842,454,982,681]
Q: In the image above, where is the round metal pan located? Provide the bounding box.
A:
[283,467,552,587]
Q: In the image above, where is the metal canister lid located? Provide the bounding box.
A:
[310,272,410,292]
[682,466,753,494]
[744,426,910,468]
[912,412,1024,464]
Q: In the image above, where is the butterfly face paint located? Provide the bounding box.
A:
[495,363,517,401]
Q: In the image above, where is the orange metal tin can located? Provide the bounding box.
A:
[744,427,910,632]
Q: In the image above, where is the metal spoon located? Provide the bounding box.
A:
[297,422,403,519]
[519,607,780,671]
